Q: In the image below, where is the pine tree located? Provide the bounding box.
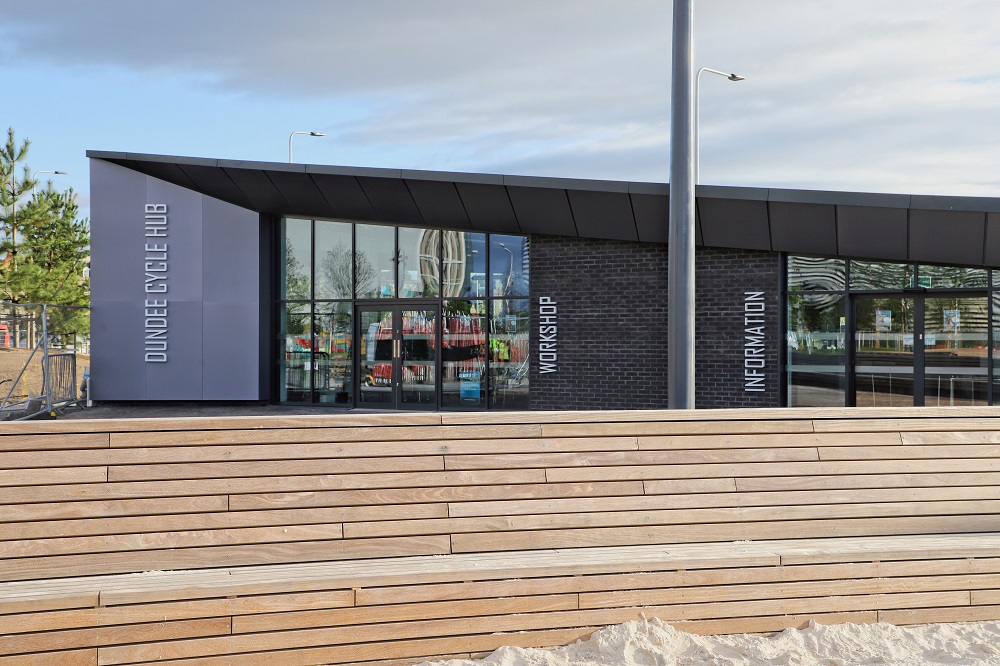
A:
[0,128,90,334]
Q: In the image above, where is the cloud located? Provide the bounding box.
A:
[3,0,1000,195]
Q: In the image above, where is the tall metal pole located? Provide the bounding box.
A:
[667,0,696,409]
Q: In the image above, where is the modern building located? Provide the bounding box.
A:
[88,151,1000,410]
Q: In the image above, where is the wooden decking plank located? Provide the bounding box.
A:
[813,417,1000,433]
[579,573,997,609]
[1,504,447,541]
[109,423,542,447]
[0,466,107,487]
[230,481,643,511]
[0,590,355,634]
[0,648,96,665]
[0,469,548,505]
[233,593,578,634]
[0,535,451,583]
[0,433,109,452]
[878,604,1000,626]
[672,611,878,636]
[818,444,1000,460]
[541,420,815,438]
[547,458,1000,483]
[455,485,1000,519]
[0,496,231,524]
[348,500,1000,539]
[443,447,819,470]
[0,617,231,656]
[0,524,346,559]
[738,471,1000,492]
[902,431,1000,445]
[107,455,445,482]
[638,431,902,450]
[451,516,1000,553]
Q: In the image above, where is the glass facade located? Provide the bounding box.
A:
[278,218,529,409]
[787,257,995,407]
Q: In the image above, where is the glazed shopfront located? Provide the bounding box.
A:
[787,257,997,408]
[276,218,529,410]
[88,151,1000,410]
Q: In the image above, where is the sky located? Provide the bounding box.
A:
[3,0,1000,220]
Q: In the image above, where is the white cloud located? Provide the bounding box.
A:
[2,0,999,195]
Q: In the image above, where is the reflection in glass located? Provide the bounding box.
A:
[787,257,845,292]
[993,292,1000,404]
[442,231,487,298]
[786,293,846,406]
[849,261,915,291]
[489,299,529,409]
[442,300,486,408]
[918,265,988,290]
[314,303,352,404]
[356,224,396,298]
[854,297,915,407]
[278,303,312,403]
[924,296,988,406]
[400,309,437,406]
[490,235,529,297]
[399,228,440,298]
[359,309,394,405]
[281,218,312,300]
[315,221,353,299]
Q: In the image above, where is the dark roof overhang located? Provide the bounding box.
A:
[87,151,1000,267]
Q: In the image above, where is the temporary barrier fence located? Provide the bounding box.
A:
[0,302,89,420]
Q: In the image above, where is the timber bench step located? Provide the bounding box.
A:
[4,534,1000,666]
[6,407,1000,664]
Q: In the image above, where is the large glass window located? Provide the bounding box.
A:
[442,300,487,409]
[315,221,353,299]
[442,231,487,298]
[399,227,440,298]
[489,299,529,409]
[788,256,1000,407]
[278,218,528,409]
[356,224,396,298]
[278,302,312,403]
[918,265,988,290]
[490,235,529,297]
[849,261,916,291]
[281,218,312,300]
[788,257,845,292]
[787,293,846,407]
[314,303,352,404]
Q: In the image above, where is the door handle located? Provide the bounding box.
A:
[394,338,401,359]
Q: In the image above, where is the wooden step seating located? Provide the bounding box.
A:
[4,406,1000,664]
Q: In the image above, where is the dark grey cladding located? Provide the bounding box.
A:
[88,150,1000,267]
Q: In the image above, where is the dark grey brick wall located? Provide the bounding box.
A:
[529,235,781,410]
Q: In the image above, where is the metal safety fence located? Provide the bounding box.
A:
[0,303,90,420]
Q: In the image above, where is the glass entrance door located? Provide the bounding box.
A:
[853,297,916,407]
[853,295,989,407]
[923,296,988,406]
[357,305,439,409]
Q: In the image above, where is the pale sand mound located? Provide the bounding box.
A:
[423,618,1000,665]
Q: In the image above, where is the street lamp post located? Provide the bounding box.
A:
[668,0,696,409]
[288,131,326,163]
[695,68,745,184]
[31,170,68,198]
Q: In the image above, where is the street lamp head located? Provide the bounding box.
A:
[54,171,68,175]
[727,74,746,82]
[308,132,326,137]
